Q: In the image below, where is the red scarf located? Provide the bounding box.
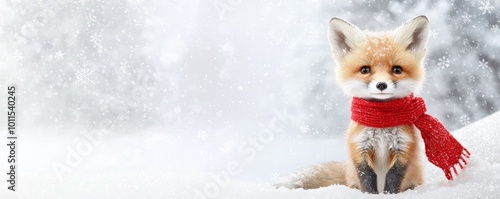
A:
[350,94,470,180]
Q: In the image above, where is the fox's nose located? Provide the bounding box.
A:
[376,82,387,91]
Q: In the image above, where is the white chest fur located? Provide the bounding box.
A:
[352,127,413,193]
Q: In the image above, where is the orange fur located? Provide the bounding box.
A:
[336,34,425,85]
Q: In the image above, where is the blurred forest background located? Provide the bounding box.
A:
[1,0,499,137]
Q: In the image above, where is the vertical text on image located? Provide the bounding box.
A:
[7,85,17,191]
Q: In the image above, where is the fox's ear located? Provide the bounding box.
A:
[328,17,365,62]
[393,16,430,56]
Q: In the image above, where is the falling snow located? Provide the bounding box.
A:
[54,51,65,61]
[461,12,472,23]
[428,29,438,38]
[478,59,489,69]
[300,124,310,134]
[216,111,223,118]
[468,75,477,83]
[322,125,329,133]
[90,32,103,50]
[491,25,499,32]
[75,64,96,89]
[324,101,333,111]
[173,107,182,115]
[120,61,129,72]
[271,172,280,183]
[197,131,208,141]
[12,50,23,61]
[437,56,450,69]
[479,1,495,14]
[459,115,471,126]
[86,12,97,27]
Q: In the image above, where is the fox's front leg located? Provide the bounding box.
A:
[347,123,378,193]
[355,152,378,194]
[384,154,407,193]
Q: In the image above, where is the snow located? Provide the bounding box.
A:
[1,0,499,198]
[0,112,496,198]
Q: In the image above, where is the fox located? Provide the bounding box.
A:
[275,16,431,194]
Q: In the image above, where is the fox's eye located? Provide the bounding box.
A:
[360,66,371,74]
[392,65,403,74]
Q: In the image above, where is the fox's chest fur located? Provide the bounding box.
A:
[345,122,423,193]
[352,125,414,192]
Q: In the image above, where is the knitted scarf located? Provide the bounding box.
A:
[350,94,470,180]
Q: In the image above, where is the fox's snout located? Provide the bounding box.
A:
[376,82,387,91]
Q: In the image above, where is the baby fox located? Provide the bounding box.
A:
[276,16,431,194]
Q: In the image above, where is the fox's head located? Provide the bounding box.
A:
[328,16,430,101]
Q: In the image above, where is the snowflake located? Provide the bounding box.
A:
[86,12,97,27]
[428,30,438,38]
[90,33,103,50]
[300,124,310,134]
[478,59,489,69]
[221,43,234,54]
[173,107,182,114]
[216,111,223,118]
[324,101,333,111]
[192,104,202,114]
[162,52,180,63]
[219,142,233,154]
[459,115,470,126]
[308,28,320,41]
[75,64,96,89]
[479,1,495,15]
[491,25,499,32]
[12,50,23,61]
[120,61,129,72]
[54,50,65,61]
[117,114,126,122]
[468,75,476,83]
[437,56,450,69]
[197,130,208,141]
[322,125,329,133]
[218,68,230,80]
[461,12,472,23]
[463,38,470,46]
[271,172,280,183]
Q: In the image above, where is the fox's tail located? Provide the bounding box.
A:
[274,161,346,189]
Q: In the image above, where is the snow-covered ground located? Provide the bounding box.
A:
[0,111,497,198]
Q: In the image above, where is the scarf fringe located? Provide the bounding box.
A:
[444,149,471,180]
